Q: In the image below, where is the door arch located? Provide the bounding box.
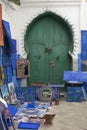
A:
[24,11,74,85]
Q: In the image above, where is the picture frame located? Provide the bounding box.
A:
[17,58,30,78]
[1,84,11,103]
[8,82,17,104]
[38,85,54,102]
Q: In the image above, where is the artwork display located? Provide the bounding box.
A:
[1,84,10,103]
[17,58,30,78]
[8,82,17,104]
[15,87,36,102]
[38,86,54,102]
[0,67,4,87]
[15,86,60,102]
[67,87,82,102]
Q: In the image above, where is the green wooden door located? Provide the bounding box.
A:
[28,43,49,84]
[25,13,72,85]
[49,44,71,84]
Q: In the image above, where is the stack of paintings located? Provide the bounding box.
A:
[0,82,17,104]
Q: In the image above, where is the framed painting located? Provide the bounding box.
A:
[17,58,30,78]
[8,82,17,104]
[1,84,11,103]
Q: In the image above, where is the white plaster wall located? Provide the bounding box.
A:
[0,2,9,23]
[16,3,80,58]
[0,1,84,71]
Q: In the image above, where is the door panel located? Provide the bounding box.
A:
[49,44,71,84]
[28,43,47,85]
[26,14,72,85]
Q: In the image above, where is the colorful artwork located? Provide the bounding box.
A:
[17,58,30,78]
[67,87,82,102]
[15,87,36,102]
[0,67,4,87]
[8,82,17,104]
[38,86,54,102]
[1,84,10,103]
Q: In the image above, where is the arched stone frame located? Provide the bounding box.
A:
[20,8,78,71]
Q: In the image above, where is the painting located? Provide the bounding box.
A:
[8,82,17,104]
[1,84,10,103]
[17,58,30,78]
[38,86,54,102]
[0,67,4,87]
[67,87,82,102]
[15,87,36,102]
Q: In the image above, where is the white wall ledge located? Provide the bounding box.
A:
[20,0,81,7]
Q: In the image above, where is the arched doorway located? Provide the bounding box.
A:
[24,12,73,86]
